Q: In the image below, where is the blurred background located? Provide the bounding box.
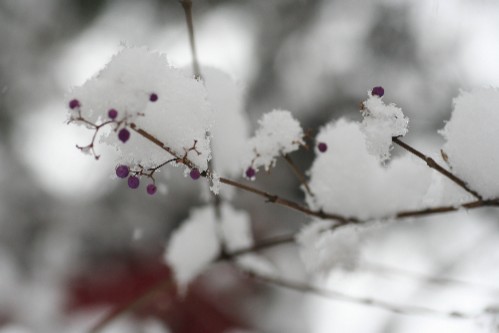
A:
[1,0,499,332]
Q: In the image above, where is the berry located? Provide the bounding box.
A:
[317,142,328,153]
[115,165,129,178]
[69,99,80,109]
[146,183,157,195]
[245,167,256,179]
[372,86,384,97]
[118,128,130,143]
[190,168,201,180]
[108,108,118,119]
[149,93,158,102]
[128,175,140,189]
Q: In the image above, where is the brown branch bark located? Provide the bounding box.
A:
[392,137,482,200]
[240,269,478,320]
[179,0,202,80]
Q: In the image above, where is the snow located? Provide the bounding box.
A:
[441,87,499,199]
[68,46,213,171]
[165,203,256,290]
[219,204,253,252]
[360,91,409,162]
[164,205,221,291]
[296,220,360,273]
[244,109,304,172]
[307,119,432,219]
[204,67,250,178]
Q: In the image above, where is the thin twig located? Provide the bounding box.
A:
[179,0,202,80]
[282,153,313,196]
[363,261,499,295]
[219,177,355,224]
[240,269,479,320]
[392,137,482,200]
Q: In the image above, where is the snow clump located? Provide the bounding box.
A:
[441,87,499,199]
[244,110,304,173]
[360,89,408,162]
[67,46,213,171]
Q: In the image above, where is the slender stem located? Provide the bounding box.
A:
[282,153,313,196]
[392,137,482,200]
[219,177,355,224]
[179,0,202,80]
[240,269,478,320]
[363,261,499,295]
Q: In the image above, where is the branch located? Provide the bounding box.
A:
[363,261,499,295]
[219,177,355,223]
[282,153,313,197]
[179,0,202,80]
[392,137,482,200]
[240,269,479,320]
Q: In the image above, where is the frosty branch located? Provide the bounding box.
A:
[66,3,499,330]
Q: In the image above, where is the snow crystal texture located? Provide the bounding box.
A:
[307,119,432,219]
[441,87,499,199]
[245,110,304,171]
[360,92,408,162]
[68,46,213,170]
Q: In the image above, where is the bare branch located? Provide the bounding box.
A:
[282,153,313,197]
[240,269,479,320]
[179,0,202,80]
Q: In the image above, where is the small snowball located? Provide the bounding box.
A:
[306,119,432,219]
[296,220,360,273]
[244,109,304,171]
[441,87,499,199]
[361,91,408,162]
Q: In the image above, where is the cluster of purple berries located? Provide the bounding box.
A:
[69,92,159,144]
[115,165,157,195]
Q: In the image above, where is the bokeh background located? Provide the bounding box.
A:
[1,0,499,332]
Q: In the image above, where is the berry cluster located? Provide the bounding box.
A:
[115,164,157,195]
[68,92,159,148]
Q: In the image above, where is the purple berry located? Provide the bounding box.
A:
[108,109,118,119]
[115,165,129,178]
[149,93,158,102]
[69,99,80,109]
[118,128,130,143]
[245,167,256,179]
[317,142,328,153]
[372,86,384,97]
[128,175,140,189]
[190,168,201,180]
[146,183,157,195]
